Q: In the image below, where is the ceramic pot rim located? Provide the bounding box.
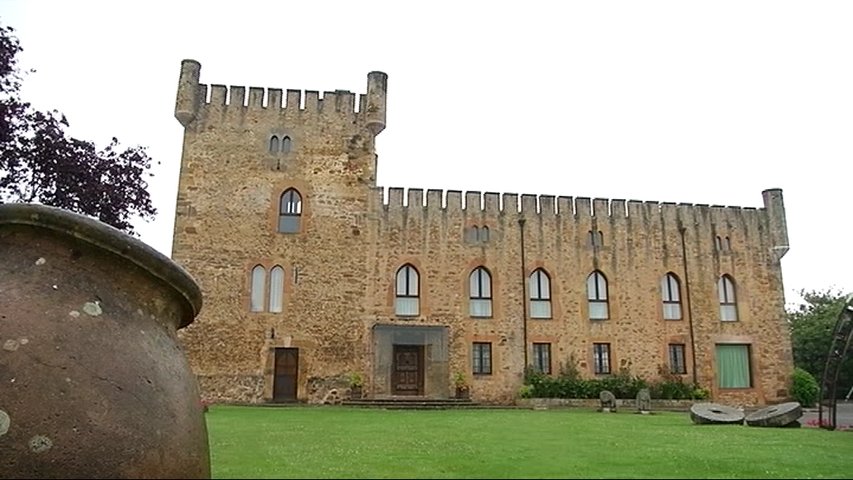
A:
[0,203,202,329]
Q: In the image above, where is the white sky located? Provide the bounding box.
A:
[2,0,851,307]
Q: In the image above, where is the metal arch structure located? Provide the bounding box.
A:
[818,294,853,430]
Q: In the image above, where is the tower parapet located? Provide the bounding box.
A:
[762,188,789,261]
[175,59,201,126]
[173,60,388,135]
[366,71,388,135]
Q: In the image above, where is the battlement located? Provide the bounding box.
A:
[375,186,776,219]
[175,60,387,134]
[202,85,364,113]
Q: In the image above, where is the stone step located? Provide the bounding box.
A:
[341,398,481,409]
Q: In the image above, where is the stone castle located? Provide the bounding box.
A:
[171,60,793,406]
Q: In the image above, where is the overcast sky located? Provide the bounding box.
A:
[3,0,851,307]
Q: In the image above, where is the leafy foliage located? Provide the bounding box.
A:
[788,289,853,398]
[0,23,156,234]
[790,367,819,407]
[347,372,363,388]
[523,360,707,400]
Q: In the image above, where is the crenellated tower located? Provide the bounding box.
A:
[171,60,388,403]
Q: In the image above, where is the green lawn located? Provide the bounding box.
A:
[206,405,852,479]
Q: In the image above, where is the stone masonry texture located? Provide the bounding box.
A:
[171,60,794,407]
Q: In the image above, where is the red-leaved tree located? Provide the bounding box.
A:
[0,23,155,234]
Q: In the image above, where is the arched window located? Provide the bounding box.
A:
[281,136,292,153]
[529,269,552,319]
[466,226,479,243]
[587,271,609,320]
[395,264,419,316]
[269,265,284,313]
[250,265,266,312]
[278,189,302,233]
[661,273,682,320]
[724,236,731,251]
[715,236,722,251]
[718,275,738,321]
[269,135,280,153]
[479,226,490,242]
[469,267,492,317]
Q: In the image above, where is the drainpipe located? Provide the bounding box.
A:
[519,218,529,371]
[679,225,699,384]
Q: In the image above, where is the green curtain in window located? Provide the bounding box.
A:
[716,344,750,388]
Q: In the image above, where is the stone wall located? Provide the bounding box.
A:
[171,61,793,407]
[516,398,696,411]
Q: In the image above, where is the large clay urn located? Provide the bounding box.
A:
[0,204,210,478]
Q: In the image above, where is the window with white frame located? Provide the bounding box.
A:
[395,264,419,316]
[250,265,266,312]
[473,342,492,375]
[593,343,611,374]
[469,267,493,318]
[278,189,302,233]
[661,273,682,320]
[718,275,738,321]
[587,271,609,320]
[528,269,552,319]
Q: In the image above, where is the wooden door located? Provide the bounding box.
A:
[392,345,424,396]
[273,348,298,402]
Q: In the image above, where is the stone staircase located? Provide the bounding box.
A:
[341,396,483,410]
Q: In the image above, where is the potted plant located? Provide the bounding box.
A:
[454,371,470,399]
[348,372,364,399]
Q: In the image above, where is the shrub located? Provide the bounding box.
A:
[518,385,534,399]
[790,367,819,407]
[348,372,364,388]
[691,386,710,400]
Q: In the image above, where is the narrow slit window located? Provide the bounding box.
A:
[269,265,284,313]
[250,265,266,312]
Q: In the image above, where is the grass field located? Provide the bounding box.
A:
[206,405,853,479]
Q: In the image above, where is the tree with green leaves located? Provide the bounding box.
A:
[788,289,853,399]
[0,23,155,234]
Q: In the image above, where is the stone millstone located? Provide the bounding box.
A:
[689,403,745,425]
[744,402,802,427]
